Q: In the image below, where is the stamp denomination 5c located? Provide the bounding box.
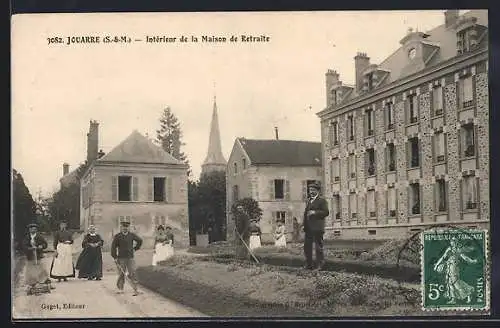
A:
[421,228,489,312]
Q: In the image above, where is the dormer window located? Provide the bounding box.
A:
[367,72,374,91]
[457,29,472,54]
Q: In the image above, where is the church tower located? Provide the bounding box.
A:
[201,96,227,175]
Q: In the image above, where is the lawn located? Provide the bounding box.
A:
[136,253,427,317]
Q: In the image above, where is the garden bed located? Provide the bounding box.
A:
[136,254,426,317]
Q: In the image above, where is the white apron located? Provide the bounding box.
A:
[50,243,74,278]
[249,235,262,250]
[275,235,287,248]
[152,242,174,266]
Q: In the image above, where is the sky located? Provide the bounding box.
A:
[11,10,463,197]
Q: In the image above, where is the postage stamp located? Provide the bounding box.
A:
[421,228,489,312]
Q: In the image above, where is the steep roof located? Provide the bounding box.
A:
[238,138,322,166]
[202,97,227,166]
[377,10,488,84]
[97,130,185,165]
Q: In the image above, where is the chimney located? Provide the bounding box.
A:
[86,120,99,164]
[63,163,69,176]
[325,69,340,107]
[354,52,370,93]
[445,10,459,28]
[274,126,279,140]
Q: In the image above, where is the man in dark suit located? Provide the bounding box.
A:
[302,181,329,270]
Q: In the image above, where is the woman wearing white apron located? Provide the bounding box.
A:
[274,219,287,248]
[50,220,75,282]
[152,225,175,266]
[248,220,262,250]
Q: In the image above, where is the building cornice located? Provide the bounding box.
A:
[95,161,189,170]
[317,48,488,121]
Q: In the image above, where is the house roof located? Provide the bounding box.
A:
[337,10,488,105]
[238,138,322,166]
[59,168,79,185]
[97,130,185,165]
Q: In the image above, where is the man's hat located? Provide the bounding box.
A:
[27,223,38,228]
[120,217,131,226]
[309,181,321,190]
[60,219,68,224]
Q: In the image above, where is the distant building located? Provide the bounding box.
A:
[79,128,190,249]
[317,10,489,239]
[226,133,322,242]
[201,97,227,176]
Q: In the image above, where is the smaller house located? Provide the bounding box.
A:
[226,136,322,243]
[80,128,190,249]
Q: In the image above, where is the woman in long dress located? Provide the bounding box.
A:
[152,225,175,266]
[274,219,287,248]
[433,237,478,304]
[75,225,104,280]
[50,220,75,282]
[248,220,262,250]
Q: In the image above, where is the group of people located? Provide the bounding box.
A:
[238,181,330,270]
[21,216,176,296]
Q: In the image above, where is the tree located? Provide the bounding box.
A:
[12,169,36,249]
[197,171,226,241]
[230,197,263,223]
[155,106,191,176]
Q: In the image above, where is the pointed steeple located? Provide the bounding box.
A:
[201,96,227,175]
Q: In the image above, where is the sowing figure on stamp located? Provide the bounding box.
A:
[433,237,478,304]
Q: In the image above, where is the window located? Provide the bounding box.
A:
[368,230,377,236]
[331,158,340,182]
[409,137,420,168]
[153,177,166,202]
[349,192,357,219]
[276,211,286,222]
[366,189,376,217]
[457,29,473,54]
[434,132,446,163]
[461,123,475,157]
[462,176,478,210]
[232,185,239,201]
[435,179,447,212]
[332,122,339,145]
[332,195,341,220]
[407,95,418,123]
[366,148,376,176]
[242,158,247,169]
[386,102,394,130]
[409,183,421,215]
[366,109,374,136]
[118,176,132,201]
[433,86,443,115]
[347,115,354,141]
[386,143,396,171]
[367,72,374,91]
[274,179,285,199]
[387,186,397,217]
[233,162,238,174]
[348,154,356,179]
[333,230,341,236]
[459,76,474,108]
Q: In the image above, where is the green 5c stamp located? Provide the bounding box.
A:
[421,228,489,311]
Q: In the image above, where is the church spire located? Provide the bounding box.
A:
[201,95,227,175]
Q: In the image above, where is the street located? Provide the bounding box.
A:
[12,249,206,319]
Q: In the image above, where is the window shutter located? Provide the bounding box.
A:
[302,180,307,201]
[367,190,375,213]
[464,77,473,102]
[112,176,118,201]
[287,211,292,225]
[285,180,290,200]
[269,180,275,200]
[132,177,139,201]
[166,176,173,203]
[388,187,396,211]
[148,177,153,201]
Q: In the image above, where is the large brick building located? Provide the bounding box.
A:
[317,10,489,239]
[226,135,322,242]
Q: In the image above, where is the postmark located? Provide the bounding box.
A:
[421,227,489,312]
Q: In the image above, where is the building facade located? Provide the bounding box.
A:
[80,130,190,249]
[226,137,322,242]
[317,10,489,239]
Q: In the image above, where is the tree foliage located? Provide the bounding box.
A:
[155,106,191,176]
[230,197,263,223]
[12,169,36,248]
